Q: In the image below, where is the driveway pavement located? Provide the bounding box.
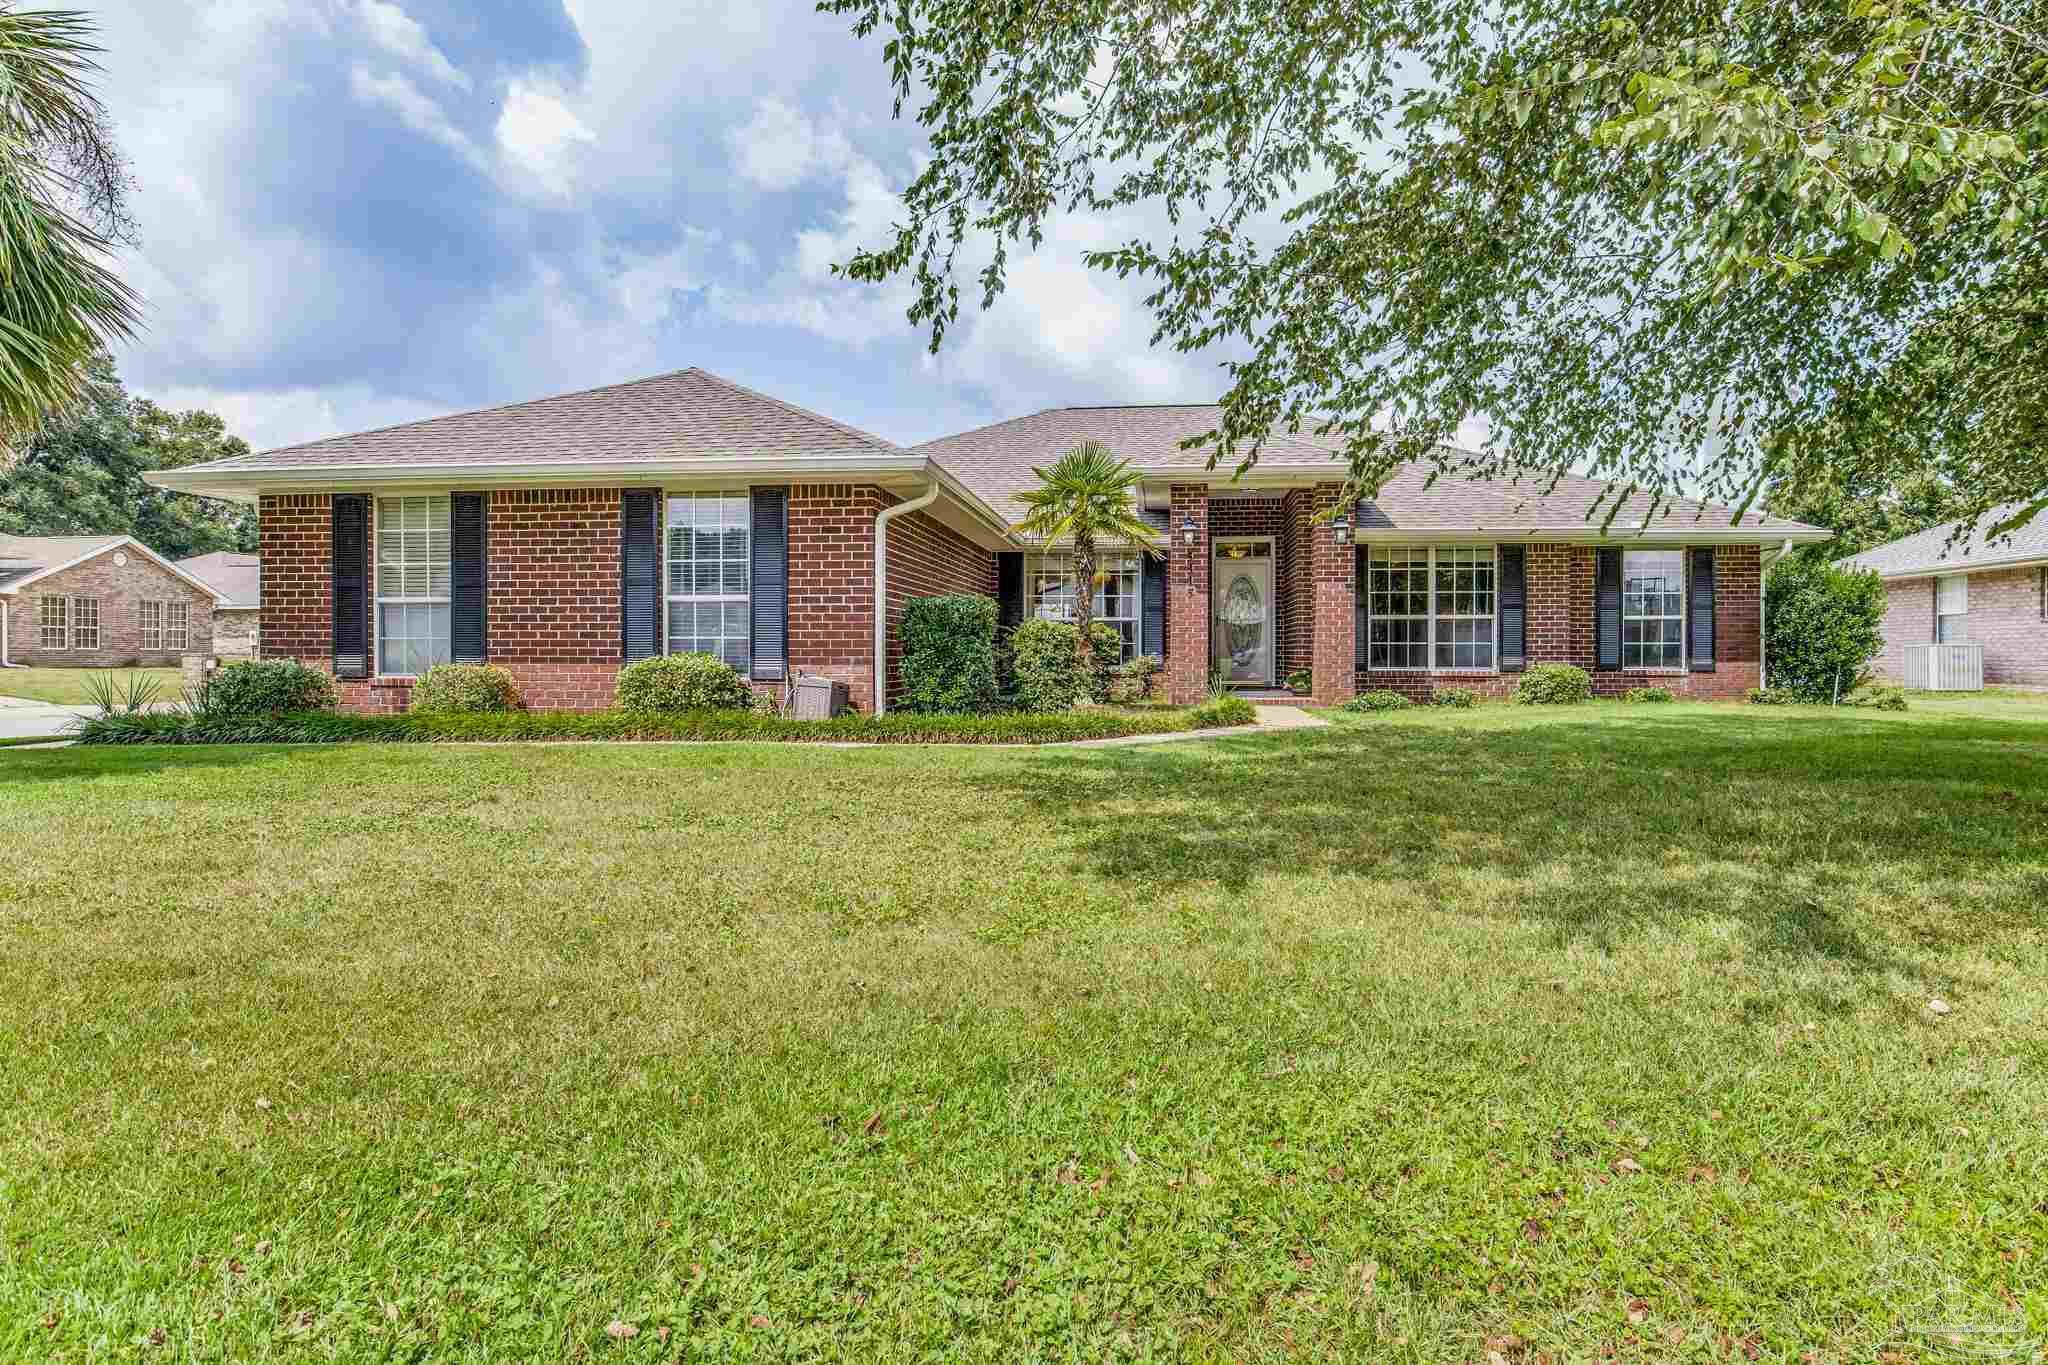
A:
[0,695,91,740]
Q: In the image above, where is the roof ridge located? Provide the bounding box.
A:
[684,367,904,454]
[184,367,731,472]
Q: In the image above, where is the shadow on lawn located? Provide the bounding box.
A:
[972,708,2048,972]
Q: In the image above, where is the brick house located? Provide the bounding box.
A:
[147,368,1829,713]
[1842,505,2048,690]
[0,534,225,668]
[175,551,262,658]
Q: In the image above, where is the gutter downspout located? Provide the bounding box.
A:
[873,480,941,715]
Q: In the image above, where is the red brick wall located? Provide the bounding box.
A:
[1276,490,1312,681]
[1307,484,1356,704]
[258,493,332,662]
[1358,542,1762,701]
[786,482,881,709]
[5,547,215,666]
[1166,485,1211,703]
[486,488,622,666]
[1877,567,2048,687]
[883,499,997,707]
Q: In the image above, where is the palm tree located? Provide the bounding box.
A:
[0,6,140,451]
[1012,441,1161,679]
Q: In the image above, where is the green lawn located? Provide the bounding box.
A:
[0,665,180,706]
[2,701,2044,1361]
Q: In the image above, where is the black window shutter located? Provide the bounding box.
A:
[331,494,368,678]
[620,489,660,663]
[1141,551,1166,658]
[749,487,788,681]
[451,493,488,663]
[1354,548,1366,672]
[997,552,1024,630]
[1688,547,1716,672]
[1595,547,1622,671]
[1498,544,1527,671]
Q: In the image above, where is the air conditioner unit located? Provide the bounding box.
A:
[790,674,850,720]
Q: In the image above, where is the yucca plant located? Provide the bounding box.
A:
[0,6,140,451]
[1011,441,1160,678]
[73,668,160,722]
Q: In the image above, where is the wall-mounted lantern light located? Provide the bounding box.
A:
[1332,513,1353,546]
[1180,516,1200,547]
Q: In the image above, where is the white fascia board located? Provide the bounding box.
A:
[1351,526,1833,546]
[1868,554,2048,581]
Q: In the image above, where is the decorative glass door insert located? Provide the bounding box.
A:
[1211,540,1274,684]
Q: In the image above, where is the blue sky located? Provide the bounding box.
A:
[92,0,1234,455]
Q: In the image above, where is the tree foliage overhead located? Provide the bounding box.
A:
[0,354,255,559]
[824,0,2047,536]
[0,5,140,447]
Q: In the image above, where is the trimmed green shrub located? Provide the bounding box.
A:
[1624,686,1674,704]
[1284,668,1313,695]
[1513,663,1592,705]
[1010,618,1122,713]
[196,660,337,716]
[1106,654,1163,704]
[1431,687,1478,708]
[1747,686,1799,705]
[1342,689,1413,713]
[72,702,1246,747]
[1762,558,1887,703]
[409,663,521,713]
[900,594,999,714]
[1186,695,1258,728]
[614,653,752,712]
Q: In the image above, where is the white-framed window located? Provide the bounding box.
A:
[140,599,162,651]
[1935,573,1968,642]
[1367,544,1496,671]
[165,601,190,651]
[38,596,67,650]
[375,495,451,676]
[70,596,100,651]
[1622,549,1686,670]
[665,491,751,671]
[1025,551,1143,661]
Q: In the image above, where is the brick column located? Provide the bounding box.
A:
[1167,484,1210,704]
[1309,482,1357,705]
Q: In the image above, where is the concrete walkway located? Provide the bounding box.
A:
[0,695,90,741]
[1252,704,1329,729]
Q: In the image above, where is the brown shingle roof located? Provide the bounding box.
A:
[1839,502,2048,577]
[917,405,1824,536]
[176,551,261,607]
[174,368,906,473]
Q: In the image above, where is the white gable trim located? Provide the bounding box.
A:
[0,536,230,603]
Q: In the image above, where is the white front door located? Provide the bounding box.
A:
[1211,541,1275,685]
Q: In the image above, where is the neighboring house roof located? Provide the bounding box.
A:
[176,551,261,608]
[918,404,1827,541]
[164,367,906,472]
[0,533,228,601]
[1838,502,2048,578]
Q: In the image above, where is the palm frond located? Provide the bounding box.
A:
[1010,440,1163,554]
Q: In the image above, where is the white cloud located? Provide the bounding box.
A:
[355,0,470,90]
[496,82,598,196]
[729,98,853,191]
[147,383,444,454]
[347,66,487,171]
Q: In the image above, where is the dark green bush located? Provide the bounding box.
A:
[1747,686,1799,705]
[1431,687,1478,708]
[1763,559,1887,703]
[899,594,999,714]
[1513,663,1592,705]
[1284,668,1313,694]
[72,703,1247,747]
[1624,686,1675,704]
[197,660,337,716]
[409,663,521,713]
[1342,689,1414,713]
[614,653,752,712]
[1009,618,1122,713]
[1106,654,1163,704]
[1847,683,1909,711]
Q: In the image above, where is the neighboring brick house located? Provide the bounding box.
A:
[147,367,1829,714]
[175,551,262,657]
[1842,505,2048,690]
[0,534,225,668]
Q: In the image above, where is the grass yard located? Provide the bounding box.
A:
[2,700,2044,1361]
[0,665,180,706]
